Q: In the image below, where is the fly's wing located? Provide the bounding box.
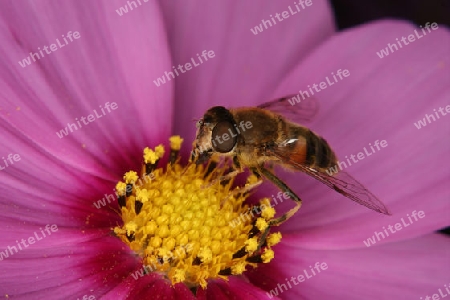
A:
[258,95,320,124]
[265,146,391,215]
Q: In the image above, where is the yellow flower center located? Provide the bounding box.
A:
[113,136,282,289]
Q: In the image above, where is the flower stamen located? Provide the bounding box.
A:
[113,136,282,288]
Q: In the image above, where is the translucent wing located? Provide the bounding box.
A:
[266,147,391,215]
[258,94,320,124]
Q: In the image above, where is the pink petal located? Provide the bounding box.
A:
[0,0,172,180]
[247,233,450,299]
[0,233,136,299]
[0,231,197,299]
[0,122,121,227]
[103,273,197,300]
[197,276,282,300]
[158,0,335,151]
[262,20,450,248]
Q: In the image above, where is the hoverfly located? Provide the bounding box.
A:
[191,95,390,231]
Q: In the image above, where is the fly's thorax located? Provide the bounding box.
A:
[229,108,281,146]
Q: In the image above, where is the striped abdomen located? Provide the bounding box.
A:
[286,124,338,171]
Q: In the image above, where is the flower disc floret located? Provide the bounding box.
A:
[114,136,282,288]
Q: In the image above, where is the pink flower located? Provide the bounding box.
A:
[0,1,449,299]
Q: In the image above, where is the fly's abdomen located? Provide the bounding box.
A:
[304,130,337,170]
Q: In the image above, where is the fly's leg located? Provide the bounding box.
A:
[201,168,243,188]
[253,165,303,224]
[251,166,302,249]
[199,155,241,188]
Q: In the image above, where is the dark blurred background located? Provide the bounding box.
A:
[330,0,450,30]
[329,0,450,235]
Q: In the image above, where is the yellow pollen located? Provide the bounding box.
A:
[247,174,259,184]
[231,261,247,275]
[198,247,213,263]
[256,218,269,232]
[115,182,127,196]
[125,222,137,236]
[143,147,159,164]
[170,268,186,284]
[245,237,258,252]
[266,232,282,247]
[136,189,149,203]
[124,171,138,184]
[262,249,274,263]
[155,145,165,158]
[261,205,275,220]
[169,136,183,151]
[113,136,282,289]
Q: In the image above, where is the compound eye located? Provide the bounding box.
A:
[211,121,237,153]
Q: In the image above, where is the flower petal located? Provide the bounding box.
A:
[197,276,282,300]
[0,233,135,299]
[103,274,197,300]
[247,233,450,299]
[265,20,450,248]
[0,0,172,179]
[0,119,122,227]
[158,0,335,149]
